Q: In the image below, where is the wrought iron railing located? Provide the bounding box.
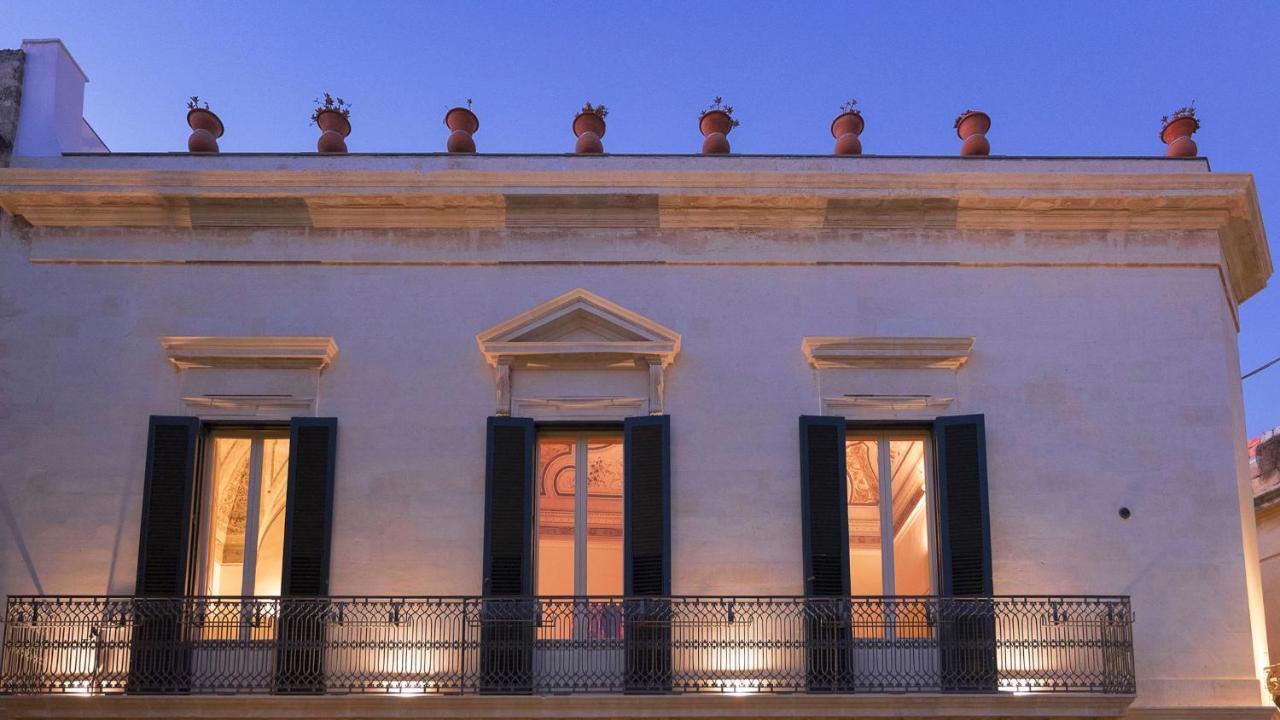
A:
[0,595,1134,695]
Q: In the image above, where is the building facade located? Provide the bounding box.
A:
[0,40,1275,720]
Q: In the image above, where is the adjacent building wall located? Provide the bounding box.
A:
[0,49,23,166]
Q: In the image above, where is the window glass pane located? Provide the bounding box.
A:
[253,438,290,596]
[536,439,576,596]
[206,437,251,596]
[846,438,883,595]
[890,438,930,596]
[585,438,624,596]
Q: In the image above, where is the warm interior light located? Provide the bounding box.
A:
[715,678,763,695]
[998,678,1045,695]
[382,680,433,695]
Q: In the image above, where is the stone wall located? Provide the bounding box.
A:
[0,50,24,166]
[0,155,1270,711]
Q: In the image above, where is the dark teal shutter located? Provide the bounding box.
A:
[933,414,996,692]
[799,415,853,691]
[624,415,671,596]
[799,416,850,597]
[276,417,337,694]
[128,416,200,693]
[134,416,201,596]
[624,415,671,692]
[480,416,535,693]
[281,417,338,596]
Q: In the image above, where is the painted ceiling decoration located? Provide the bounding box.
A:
[846,440,928,546]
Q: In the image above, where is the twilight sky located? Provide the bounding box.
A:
[7,1,1280,436]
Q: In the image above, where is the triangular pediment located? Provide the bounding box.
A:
[476,289,681,368]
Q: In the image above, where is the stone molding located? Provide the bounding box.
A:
[0,166,1268,301]
[513,396,647,420]
[803,337,974,370]
[477,288,680,416]
[824,395,955,410]
[0,692,1140,719]
[161,336,339,370]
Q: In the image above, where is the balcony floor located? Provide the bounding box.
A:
[0,692,1145,720]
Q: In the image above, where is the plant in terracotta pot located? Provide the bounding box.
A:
[186,96,223,153]
[955,109,991,156]
[699,97,739,154]
[312,93,352,154]
[573,102,608,154]
[444,99,479,153]
[1160,105,1199,158]
[831,99,864,156]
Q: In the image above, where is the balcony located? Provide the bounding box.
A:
[1,595,1133,697]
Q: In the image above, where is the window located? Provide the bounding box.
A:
[845,430,934,596]
[535,431,625,596]
[198,429,291,597]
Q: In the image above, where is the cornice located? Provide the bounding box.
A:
[803,336,975,370]
[160,336,339,370]
[0,167,1269,301]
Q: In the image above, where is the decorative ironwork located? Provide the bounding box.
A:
[0,595,1134,695]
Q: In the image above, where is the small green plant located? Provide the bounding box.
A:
[1162,104,1198,127]
[311,93,351,125]
[840,99,860,116]
[187,96,210,111]
[579,102,608,119]
[700,96,741,128]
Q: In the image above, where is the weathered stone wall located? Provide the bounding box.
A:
[0,155,1270,712]
[0,50,24,166]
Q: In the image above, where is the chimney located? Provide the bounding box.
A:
[12,39,107,157]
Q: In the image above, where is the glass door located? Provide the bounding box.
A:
[534,431,625,690]
[845,430,938,690]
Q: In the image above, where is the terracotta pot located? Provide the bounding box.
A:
[444,107,479,153]
[961,134,990,157]
[575,132,604,154]
[317,130,347,153]
[702,132,730,155]
[315,110,352,137]
[187,108,224,138]
[188,129,219,153]
[447,130,477,153]
[956,111,991,157]
[444,107,480,134]
[1161,116,1198,157]
[699,110,735,137]
[955,111,990,140]
[830,112,864,139]
[572,112,606,154]
[573,112,606,139]
[831,111,864,156]
[186,108,223,153]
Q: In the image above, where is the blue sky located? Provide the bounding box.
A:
[8,1,1280,436]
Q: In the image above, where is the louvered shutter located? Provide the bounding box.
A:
[479,416,535,693]
[624,414,671,692]
[128,416,200,693]
[281,417,338,596]
[276,417,337,694]
[934,414,996,692]
[799,416,853,691]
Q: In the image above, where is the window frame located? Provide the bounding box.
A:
[193,423,290,599]
[844,423,939,597]
[534,424,624,597]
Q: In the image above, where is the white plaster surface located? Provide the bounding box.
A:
[0,156,1269,712]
